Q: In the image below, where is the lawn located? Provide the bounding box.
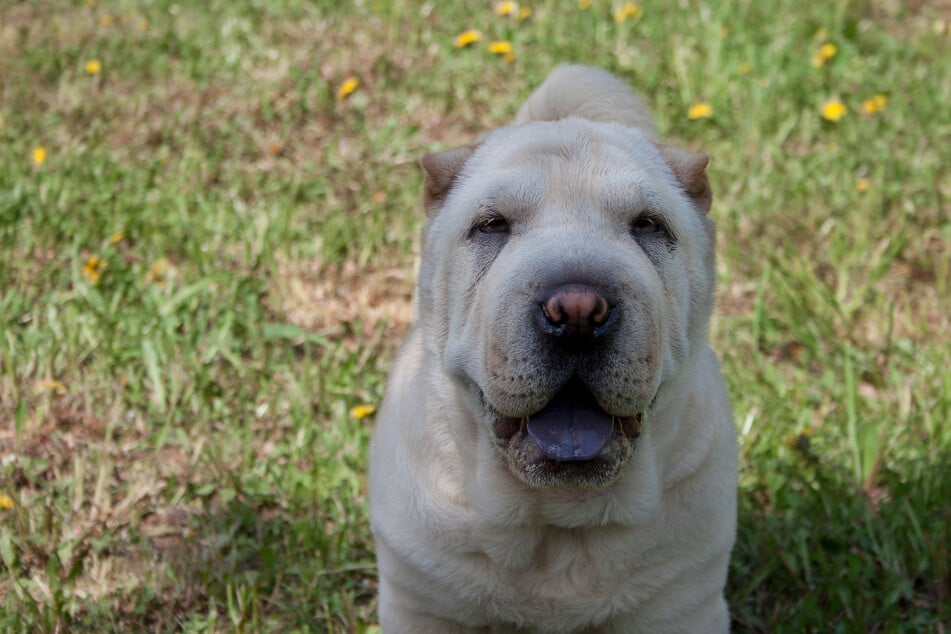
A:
[1,0,949,632]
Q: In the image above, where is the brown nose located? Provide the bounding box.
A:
[538,284,616,338]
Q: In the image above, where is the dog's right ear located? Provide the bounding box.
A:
[421,144,478,217]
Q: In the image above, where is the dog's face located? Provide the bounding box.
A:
[417,119,715,489]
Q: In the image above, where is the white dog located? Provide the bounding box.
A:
[369,65,737,633]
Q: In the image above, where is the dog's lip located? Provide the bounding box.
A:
[489,382,644,461]
[493,413,643,440]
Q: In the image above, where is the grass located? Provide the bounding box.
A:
[0,0,949,631]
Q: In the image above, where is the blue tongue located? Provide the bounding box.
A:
[526,388,614,461]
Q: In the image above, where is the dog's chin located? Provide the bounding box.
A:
[488,382,643,489]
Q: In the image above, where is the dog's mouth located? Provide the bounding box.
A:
[489,381,643,487]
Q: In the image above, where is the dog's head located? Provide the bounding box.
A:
[416,119,715,489]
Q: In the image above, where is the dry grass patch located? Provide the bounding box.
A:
[268,252,416,351]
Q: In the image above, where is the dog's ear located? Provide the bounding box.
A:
[421,144,478,217]
[656,144,713,215]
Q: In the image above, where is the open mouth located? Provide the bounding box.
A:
[490,380,643,486]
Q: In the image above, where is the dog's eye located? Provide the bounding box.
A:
[631,216,661,235]
[477,216,510,234]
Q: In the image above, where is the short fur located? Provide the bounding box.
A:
[369,65,737,633]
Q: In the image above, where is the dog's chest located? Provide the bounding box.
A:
[475,525,649,625]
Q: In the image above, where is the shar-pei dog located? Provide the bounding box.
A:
[369,65,737,633]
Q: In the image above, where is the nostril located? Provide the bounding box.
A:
[539,284,616,337]
[590,296,610,326]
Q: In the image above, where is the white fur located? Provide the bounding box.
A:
[369,65,737,633]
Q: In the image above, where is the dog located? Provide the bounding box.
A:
[368,65,737,633]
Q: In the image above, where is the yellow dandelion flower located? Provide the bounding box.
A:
[371,191,387,204]
[454,29,482,48]
[109,231,124,244]
[148,258,169,283]
[32,146,47,166]
[811,43,837,68]
[82,255,108,284]
[687,101,713,120]
[861,94,887,115]
[0,493,13,510]
[614,2,641,22]
[855,177,871,193]
[85,59,102,75]
[495,1,518,16]
[35,378,67,395]
[98,13,113,28]
[578,0,592,8]
[518,6,532,20]
[820,98,848,122]
[137,18,149,32]
[350,404,377,419]
[738,62,753,75]
[336,76,359,102]
[488,40,513,55]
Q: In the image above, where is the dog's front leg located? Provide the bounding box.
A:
[597,593,729,634]
[377,579,489,634]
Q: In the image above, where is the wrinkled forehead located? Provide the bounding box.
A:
[455,119,686,214]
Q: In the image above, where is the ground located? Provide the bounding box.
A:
[0,1,949,632]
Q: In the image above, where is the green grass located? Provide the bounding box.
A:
[1,0,949,631]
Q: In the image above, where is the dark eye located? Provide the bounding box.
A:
[477,215,510,234]
[631,216,661,235]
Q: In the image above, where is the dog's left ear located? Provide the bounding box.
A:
[421,144,478,217]
[656,144,713,215]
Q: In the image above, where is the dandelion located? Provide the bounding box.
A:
[109,231,124,244]
[614,2,641,22]
[820,98,848,122]
[687,101,713,120]
[98,13,113,28]
[495,1,518,16]
[85,59,102,75]
[518,6,532,20]
[0,493,13,510]
[738,62,753,75]
[137,18,149,32]
[811,42,837,68]
[82,255,107,284]
[34,378,67,395]
[32,146,47,166]
[336,76,359,102]
[861,94,887,115]
[350,404,377,419]
[147,258,169,283]
[454,29,482,48]
[488,40,513,55]
[855,177,871,193]
[578,0,592,8]
[371,191,387,204]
